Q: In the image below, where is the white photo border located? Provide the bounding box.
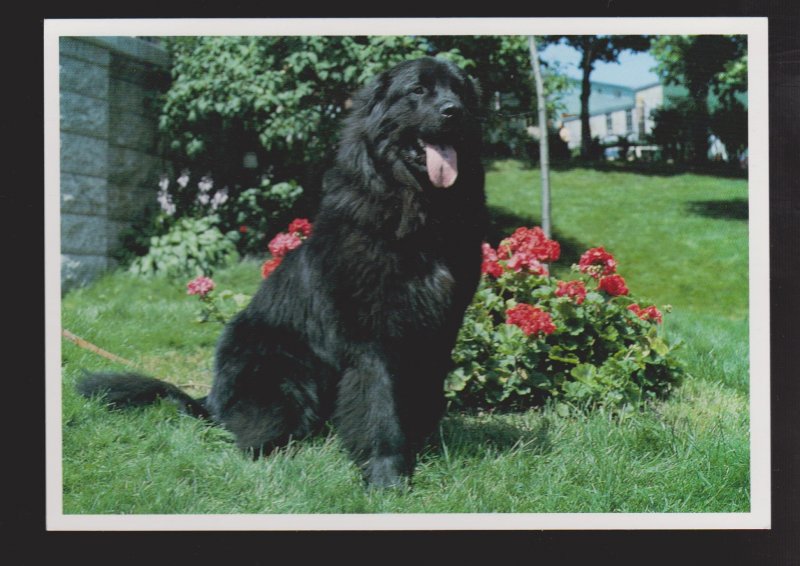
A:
[44,17,770,531]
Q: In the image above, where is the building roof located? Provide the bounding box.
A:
[634,80,662,91]
[556,77,639,120]
[553,72,749,125]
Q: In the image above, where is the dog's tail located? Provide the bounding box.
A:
[76,371,211,420]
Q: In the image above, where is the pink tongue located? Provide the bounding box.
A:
[423,143,458,188]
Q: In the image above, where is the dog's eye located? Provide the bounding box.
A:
[410,85,426,96]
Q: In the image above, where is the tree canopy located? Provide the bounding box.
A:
[158,35,569,191]
[650,35,747,163]
[159,36,445,184]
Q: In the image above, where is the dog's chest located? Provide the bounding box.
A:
[383,260,456,334]
[411,261,454,307]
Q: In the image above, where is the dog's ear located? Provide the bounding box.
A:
[353,70,391,116]
[468,76,483,110]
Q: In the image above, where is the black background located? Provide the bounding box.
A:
[15,1,799,563]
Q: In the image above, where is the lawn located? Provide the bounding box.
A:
[59,160,751,515]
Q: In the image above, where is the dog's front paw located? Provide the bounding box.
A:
[363,455,409,489]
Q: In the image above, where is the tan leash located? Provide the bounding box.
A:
[61,329,140,369]
[61,329,212,391]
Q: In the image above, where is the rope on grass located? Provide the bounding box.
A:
[62,329,214,391]
[61,329,140,369]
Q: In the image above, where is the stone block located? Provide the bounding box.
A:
[110,79,158,118]
[60,91,108,137]
[60,56,109,99]
[109,111,158,152]
[88,37,169,68]
[61,213,107,255]
[59,37,110,67]
[110,55,166,89]
[107,183,155,221]
[108,146,162,189]
[61,253,108,293]
[60,173,107,216]
[60,132,108,178]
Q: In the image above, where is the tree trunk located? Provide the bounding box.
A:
[528,36,551,238]
[690,88,710,164]
[580,41,594,160]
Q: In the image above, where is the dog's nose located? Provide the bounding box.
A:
[440,102,462,119]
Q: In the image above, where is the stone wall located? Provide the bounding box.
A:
[60,37,170,291]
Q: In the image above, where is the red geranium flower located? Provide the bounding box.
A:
[495,227,559,276]
[598,274,629,296]
[498,226,560,264]
[644,305,663,323]
[480,242,504,278]
[578,247,617,278]
[288,218,313,238]
[628,304,663,323]
[261,257,282,279]
[268,232,303,259]
[505,303,556,337]
[239,225,249,233]
[555,280,587,305]
[186,275,215,297]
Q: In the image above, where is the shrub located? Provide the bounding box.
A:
[130,216,239,279]
[123,171,304,271]
[186,275,250,324]
[227,179,304,257]
[446,228,684,412]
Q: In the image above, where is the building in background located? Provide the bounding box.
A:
[555,78,696,160]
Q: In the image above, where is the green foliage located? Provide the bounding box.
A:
[651,35,746,97]
[715,52,748,106]
[130,169,303,265]
[650,35,748,163]
[649,97,697,162]
[193,287,251,324]
[223,179,304,256]
[709,99,748,162]
[447,246,684,412]
[130,216,239,279]
[159,36,450,178]
[158,35,571,181]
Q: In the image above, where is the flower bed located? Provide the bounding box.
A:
[447,228,683,411]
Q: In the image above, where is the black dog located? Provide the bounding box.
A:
[78,57,487,488]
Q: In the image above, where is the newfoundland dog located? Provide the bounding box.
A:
[79,57,487,488]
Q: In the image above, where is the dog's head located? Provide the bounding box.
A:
[341,57,483,190]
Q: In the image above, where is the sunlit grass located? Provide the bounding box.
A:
[60,160,750,514]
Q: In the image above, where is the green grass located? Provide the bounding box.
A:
[485,159,749,319]
[60,160,750,514]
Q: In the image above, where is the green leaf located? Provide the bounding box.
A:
[548,346,580,364]
[571,364,597,384]
[530,371,553,390]
[649,335,670,357]
[555,402,571,417]
[599,324,619,342]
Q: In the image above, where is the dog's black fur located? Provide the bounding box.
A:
[78,57,487,488]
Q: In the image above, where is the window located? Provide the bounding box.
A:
[625,109,634,133]
[606,113,613,132]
